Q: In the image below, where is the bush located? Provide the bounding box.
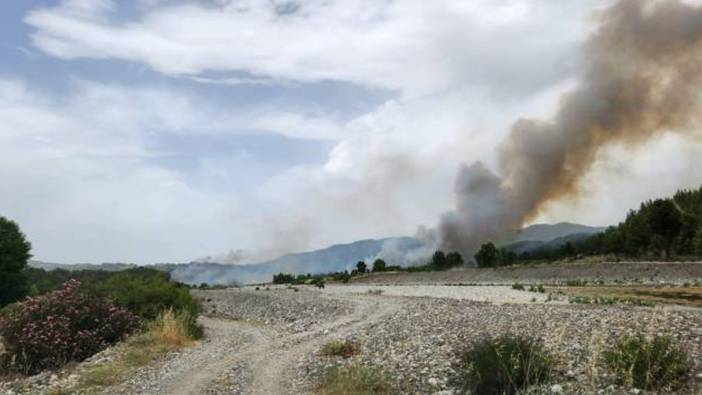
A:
[0,280,139,374]
[604,334,689,391]
[317,364,392,395]
[92,268,199,321]
[456,335,553,395]
[511,283,525,291]
[320,339,361,358]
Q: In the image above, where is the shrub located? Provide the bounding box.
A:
[317,364,392,395]
[0,280,139,374]
[565,279,587,286]
[511,283,525,291]
[92,268,199,321]
[456,335,553,395]
[528,284,545,293]
[320,339,361,358]
[604,334,689,391]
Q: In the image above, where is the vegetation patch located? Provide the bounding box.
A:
[320,339,361,358]
[563,285,702,308]
[455,335,553,395]
[604,334,690,391]
[0,280,139,375]
[76,309,201,391]
[316,363,393,395]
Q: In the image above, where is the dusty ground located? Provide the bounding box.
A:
[350,261,702,285]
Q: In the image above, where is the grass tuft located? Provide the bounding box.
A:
[604,334,689,391]
[320,339,361,358]
[316,364,393,395]
[455,335,553,395]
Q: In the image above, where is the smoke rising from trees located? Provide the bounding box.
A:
[438,0,702,256]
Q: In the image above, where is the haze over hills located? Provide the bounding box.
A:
[29,222,604,285]
[167,222,604,285]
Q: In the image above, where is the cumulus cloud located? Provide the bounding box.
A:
[10,0,702,268]
[25,0,598,95]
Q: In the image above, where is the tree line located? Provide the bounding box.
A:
[272,250,464,284]
[474,186,702,267]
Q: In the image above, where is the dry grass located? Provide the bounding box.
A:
[149,308,194,347]
[320,339,362,358]
[73,309,199,392]
[316,364,393,395]
[554,285,702,308]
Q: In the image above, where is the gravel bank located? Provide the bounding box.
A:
[195,287,353,333]
[303,295,702,394]
[320,284,550,303]
[351,261,702,285]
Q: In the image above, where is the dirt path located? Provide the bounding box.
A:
[124,292,403,395]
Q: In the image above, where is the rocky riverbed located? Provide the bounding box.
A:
[3,284,702,394]
[301,291,702,394]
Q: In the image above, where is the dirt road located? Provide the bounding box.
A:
[116,292,402,394]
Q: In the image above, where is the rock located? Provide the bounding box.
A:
[550,384,563,394]
[428,377,439,386]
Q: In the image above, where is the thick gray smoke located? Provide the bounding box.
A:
[439,0,702,255]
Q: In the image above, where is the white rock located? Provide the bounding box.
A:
[550,384,563,394]
[428,377,439,386]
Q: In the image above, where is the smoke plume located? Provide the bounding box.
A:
[439,0,702,255]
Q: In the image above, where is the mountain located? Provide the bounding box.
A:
[169,237,422,285]
[512,222,604,243]
[503,233,596,255]
[31,222,603,285]
[29,260,139,272]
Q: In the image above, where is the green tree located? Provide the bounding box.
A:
[356,261,367,274]
[694,227,702,256]
[446,252,464,268]
[474,242,498,268]
[431,251,447,269]
[647,199,683,257]
[372,259,386,272]
[0,216,32,307]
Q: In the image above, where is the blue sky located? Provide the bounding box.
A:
[3,0,702,264]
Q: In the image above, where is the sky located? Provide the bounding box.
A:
[2,0,702,264]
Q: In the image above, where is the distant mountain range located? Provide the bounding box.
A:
[30,222,604,285]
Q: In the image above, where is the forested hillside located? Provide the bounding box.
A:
[517,187,702,262]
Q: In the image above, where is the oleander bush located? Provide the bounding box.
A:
[456,335,553,395]
[604,334,689,391]
[0,280,140,374]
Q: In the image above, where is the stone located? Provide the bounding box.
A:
[550,384,563,394]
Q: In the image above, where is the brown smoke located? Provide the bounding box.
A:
[439,0,702,255]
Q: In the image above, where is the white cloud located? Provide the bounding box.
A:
[0,78,248,263]
[25,0,602,95]
[12,0,702,264]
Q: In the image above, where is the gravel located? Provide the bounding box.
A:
[351,261,702,285]
[4,284,702,394]
[194,287,354,333]
[321,284,551,303]
[303,294,702,394]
